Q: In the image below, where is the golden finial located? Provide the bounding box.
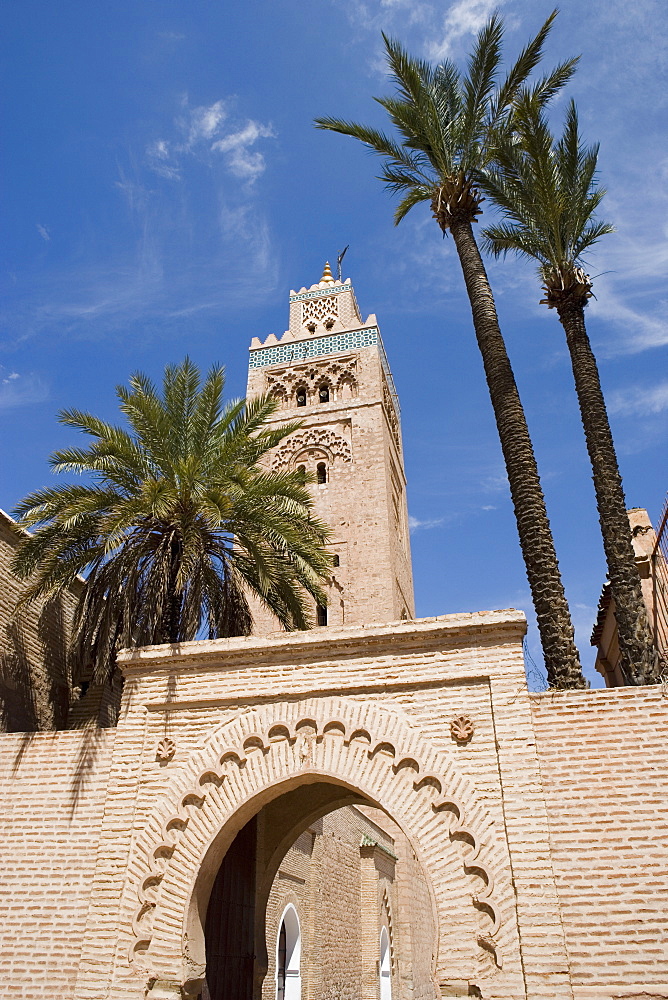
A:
[320,261,335,285]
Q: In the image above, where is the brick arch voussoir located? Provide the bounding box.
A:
[128,696,508,986]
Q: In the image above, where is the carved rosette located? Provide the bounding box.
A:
[156,737,176,762]
[450,715,474,743]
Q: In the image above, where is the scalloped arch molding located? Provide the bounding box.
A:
[128,695,522,991]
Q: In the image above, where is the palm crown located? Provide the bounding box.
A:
[13,358,331,679]
[315,12,576,230]
[480,96,614,304]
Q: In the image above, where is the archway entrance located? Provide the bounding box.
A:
[131,696,509,998]
[199,778,436,1000]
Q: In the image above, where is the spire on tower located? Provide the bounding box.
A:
[320,261,335,286]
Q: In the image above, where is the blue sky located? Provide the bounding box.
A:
[2,0,666,687]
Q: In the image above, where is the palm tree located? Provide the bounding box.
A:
[479,97,660,685]
[315,15,586,687]
[12,358,331,683]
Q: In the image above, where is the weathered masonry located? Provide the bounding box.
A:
[0,268,667,1000]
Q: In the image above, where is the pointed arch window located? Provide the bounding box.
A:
[318,384,330,403]
[316,463,327,485]
[379,926,392,1000]
[276,905,301,1000]
[296,388,307,407]
[316,604,327,626]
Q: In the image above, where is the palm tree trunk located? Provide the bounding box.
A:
[162,535,183,643]
[450,219,584,688]
[556,301,660,684]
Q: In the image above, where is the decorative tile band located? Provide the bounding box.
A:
[289,284,352,302]
[248,327,379,369]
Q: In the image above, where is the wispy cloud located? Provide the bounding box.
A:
[212,121,275,181]
[145,97,275,185]
[607,380,668,418]
[0,368,48,410]
[408,514,445,531]
[3,94,280,346]
[589,282,668,356]
[36,223,50,242]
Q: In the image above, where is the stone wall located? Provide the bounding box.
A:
[531,686,668,997]
[0,728,115,998]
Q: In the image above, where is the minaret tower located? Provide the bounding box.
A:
[246,263,414,631]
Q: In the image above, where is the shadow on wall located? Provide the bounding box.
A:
[0,597,73,733]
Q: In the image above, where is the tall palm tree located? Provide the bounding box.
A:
[315,15,586,687]
[12,358,331,682]
[479,97,660,685]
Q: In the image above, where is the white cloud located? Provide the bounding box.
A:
[146,139,182,180]
[212,121,275,182]
[187,99,228,146]
[408,514,445,531]
[146,98,274,186]
[589,283,668,355]
[480,471,509,494]
[0,369,48,409]
[36,223,50,241]
[607,381,668,418]
[428,0,500,60]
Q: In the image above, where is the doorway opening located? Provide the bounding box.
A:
[199,778,436,1000]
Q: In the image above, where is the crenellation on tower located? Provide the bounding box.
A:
[246,266,414,633]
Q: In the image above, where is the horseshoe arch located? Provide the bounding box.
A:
[129,696,516,995]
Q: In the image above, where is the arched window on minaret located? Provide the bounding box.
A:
[316,463,327,485]
[296,387,307,407]
[318,384,330,404]
[316,605,327,626]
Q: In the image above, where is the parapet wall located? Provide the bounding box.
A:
[0,729,115,999]
[531,685,668,995]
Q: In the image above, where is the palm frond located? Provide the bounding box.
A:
[479,94,613,283]
[316,10,575,231]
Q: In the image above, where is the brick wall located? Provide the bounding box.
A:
[530,686,668,990]
[0,728,115,998]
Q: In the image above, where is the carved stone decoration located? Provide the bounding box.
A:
[264,355,359,406]
[301,293,339,329]
[272,427,352,471]
[450,715,474,744]
[156,737,176,762]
